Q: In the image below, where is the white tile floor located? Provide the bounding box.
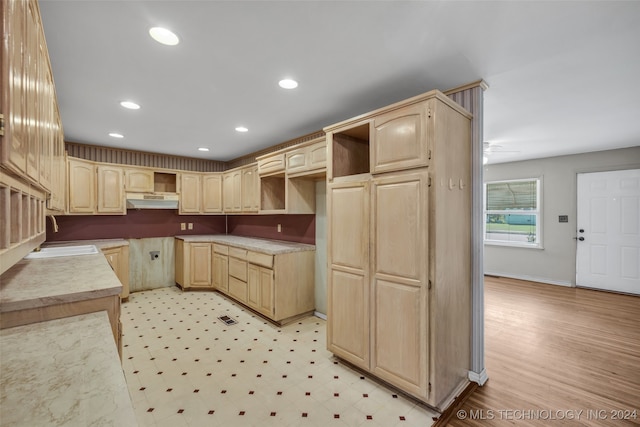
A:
[121,286,438,427]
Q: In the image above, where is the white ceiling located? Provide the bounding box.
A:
[39,1,640,164]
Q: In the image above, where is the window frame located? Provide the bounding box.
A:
[483,177,543,249]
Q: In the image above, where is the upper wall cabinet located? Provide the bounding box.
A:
[1,0,64,272]
[257,153,285,176]
[255,138,326,214]
[68,158,125,215]
[371,103,429,174]
[179,172,202,214]
[203,174,223,214]
[241,165,259,212]
[178,171,224,215]
[325,92,467,181]
[124,168,154,193]
[285,137,327,178]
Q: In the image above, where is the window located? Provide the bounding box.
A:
[484,178,542,248]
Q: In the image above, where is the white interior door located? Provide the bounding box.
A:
[576,169,640,295]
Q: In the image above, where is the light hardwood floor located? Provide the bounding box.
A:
[448,276,640,426]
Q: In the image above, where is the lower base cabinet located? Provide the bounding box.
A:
[175,237,314,325]
[247,264,274,317]
[101,245,130,299]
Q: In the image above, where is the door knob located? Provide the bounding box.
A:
[578,237,585,241]
[579,229,585,233]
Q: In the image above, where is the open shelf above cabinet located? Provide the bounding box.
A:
[260,175,286,212]
[330,122,370,179]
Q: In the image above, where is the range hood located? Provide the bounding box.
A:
[126,193,179,210]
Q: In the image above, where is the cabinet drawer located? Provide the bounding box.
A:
[228,276,248,302]
[228,247,247,260]
[228,257,247,281]
[248,251,273,268]
[213,244,228,255]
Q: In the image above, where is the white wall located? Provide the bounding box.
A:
[484,146,640,286]
[314,181,327,315]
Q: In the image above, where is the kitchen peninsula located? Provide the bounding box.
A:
[175,235,315,325]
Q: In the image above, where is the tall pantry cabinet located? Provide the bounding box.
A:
[325,90,472,411]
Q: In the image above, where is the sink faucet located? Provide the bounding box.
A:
[48,215,59,233]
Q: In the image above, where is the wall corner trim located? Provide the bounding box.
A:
[468,369,489,386]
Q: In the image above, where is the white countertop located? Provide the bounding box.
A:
[0,311,137,426]
[175,234,315,254]
[0,251,122,313]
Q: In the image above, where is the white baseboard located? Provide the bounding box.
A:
[468,369,489,386]
[314,311,327,320]
[484,271,573,287]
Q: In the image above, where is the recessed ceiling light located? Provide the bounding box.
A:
[109,132,124,138]
[235,126,249,132]
[149,27,180,46]
[120,101,140,110]
[198,147,210,152]
[278,79,298,89]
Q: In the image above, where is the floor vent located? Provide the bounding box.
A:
[218,315,238,325]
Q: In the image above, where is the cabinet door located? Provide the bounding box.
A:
[258,266,274,317]
[327,179,370,370]
[125,168,154,193]
[68,158,96,213]
[202,174,223,213]
[241,165,259,212]
[247,264,260,309]
[97,165,125,214]
[189,243,212,287]
[222,172,233,213]
[307,140,327,172]
[257,153,285,175]
[103,246,130,299]
[370,171,429,398]
[24,0,39,183]
[231,169,242,212]
[212,253,228,293]
[1,0,28,175]
[179,173,201,214]
[372,103,428,174]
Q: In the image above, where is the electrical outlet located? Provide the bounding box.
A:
[180,223,186,231]
[277,224,282,233]
[188,223,193,230]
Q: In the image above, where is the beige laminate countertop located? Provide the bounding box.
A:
[0,250,122,313]
[175,235,315,254]
[0,311,137,426]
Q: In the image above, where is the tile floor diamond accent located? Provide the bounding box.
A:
[122,286,438,426]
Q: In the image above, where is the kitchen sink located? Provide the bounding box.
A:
[24,245,99,259]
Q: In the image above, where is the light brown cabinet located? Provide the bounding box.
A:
[102,245,130,299]
[371,103,429,174]
[325,90,472,410]
[67,158,95,213]
[256,138,325,214]
[175,240,212,289]
[223,170,242,213]
[285,138,327,178]
[212,246,228,293]
[241,165,259,212]
[179,173,202,214]
[174,237,315,324]
[97,165,125,213]
[203,174,223,213]
[68,158,125,215]
[247,262,274,318]
[178,172,224,214]
[124,168,154,193]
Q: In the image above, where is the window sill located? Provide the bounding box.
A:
[484,241,544,250]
